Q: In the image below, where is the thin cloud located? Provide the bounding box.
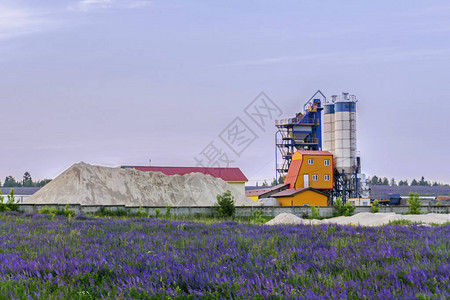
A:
[219,48,450,67]
[218,53,338,67]
[69,0,151,12]
[0,5,45,40]
[398,4,450,17]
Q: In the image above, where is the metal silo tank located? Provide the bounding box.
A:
[323,103,335,154]
[334,93,357,174]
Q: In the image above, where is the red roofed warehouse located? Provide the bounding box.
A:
[122,166,248,195]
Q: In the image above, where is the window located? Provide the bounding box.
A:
[324,159,330,166]
[324,175,330,181]
[308,158,314,165]
[312,174,318,181]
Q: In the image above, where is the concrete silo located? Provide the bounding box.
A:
[323,92,368,201]
[323,96,336,157]
[323,93,358,174]
[333,93,357,174]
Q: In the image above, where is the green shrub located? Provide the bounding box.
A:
[115,208,129,217]
[436,202,442,206]
[56,204,74,217]
[94,207,129,217]
[252,210,265,224]
[371,200,380,213]
[155,208,161,218]
[0,189,20,212]
[136,207,149,218]
[311,206,320,219]
[0,190,4,212]
[388,219,422,226]
[407,192,422,214]
[214,190,235,218]
[165,205,172,218]
[333,198,355,217]
[38,204,73,217]
[39,206,59,215]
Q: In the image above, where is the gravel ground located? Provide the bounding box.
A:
[266,212,450,226]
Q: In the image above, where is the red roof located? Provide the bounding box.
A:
[272,188,308,197]
[284,159,302,189]
[298,150,333,156]
[245,184,289,197]
[126,166,248,182]
[272,188,327,197]
[245,188,274,197]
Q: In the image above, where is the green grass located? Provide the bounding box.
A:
[388,219,424,226]
[86,209,273,225]
[429,221,450,227]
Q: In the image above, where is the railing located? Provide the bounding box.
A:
[276,164,289,171]
[282,153,294,158]
[300,138,319,144]
[276,117,319,126]
[276,118,297,126]
[334,94,356,102]
[304,102,321,113]
[278,135,319,145]
[281,132,294,139]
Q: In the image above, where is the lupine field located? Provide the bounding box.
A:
[0,212,449,299]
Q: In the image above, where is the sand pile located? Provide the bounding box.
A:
[25,162,255,206]
[265,213,321,225]
[266,212,450,227]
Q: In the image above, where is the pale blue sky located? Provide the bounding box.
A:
[1,0,449,184]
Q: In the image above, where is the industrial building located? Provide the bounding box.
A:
[276,90,325,179]
[245,184,289,202]
[284,150,333,190]
[121,166,248,195]
[271,188,328,207]
[273,91,370,206]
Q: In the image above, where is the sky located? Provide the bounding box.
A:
[1,0,449,185]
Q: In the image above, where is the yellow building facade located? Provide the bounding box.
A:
[285,150,334,190]
[273,188,328,206]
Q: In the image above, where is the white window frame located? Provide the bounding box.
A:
[324,174,330,181]
[324,159,330,166]
[308,158,314,165]
[312,174,318,181]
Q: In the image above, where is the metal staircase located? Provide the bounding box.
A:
[275,90,325,179]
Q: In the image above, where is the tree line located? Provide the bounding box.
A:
[257,176,448,187]
[1,172,52,188]
[367,175,448,187]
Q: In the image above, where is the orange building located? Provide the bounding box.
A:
[271,188,328,206]
[284,150,333,190]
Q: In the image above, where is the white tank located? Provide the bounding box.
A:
[334,93,357,175]
[323,102,335,154]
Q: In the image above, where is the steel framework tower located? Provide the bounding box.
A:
[275,90,325,179]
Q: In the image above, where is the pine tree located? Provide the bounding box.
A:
[371,176,379,185]
[23,172,33,187]
[419,176,429,186]
[3,176,21,187]
[398,180,408,186]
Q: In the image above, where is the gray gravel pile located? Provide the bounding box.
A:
[25,162,255,206]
